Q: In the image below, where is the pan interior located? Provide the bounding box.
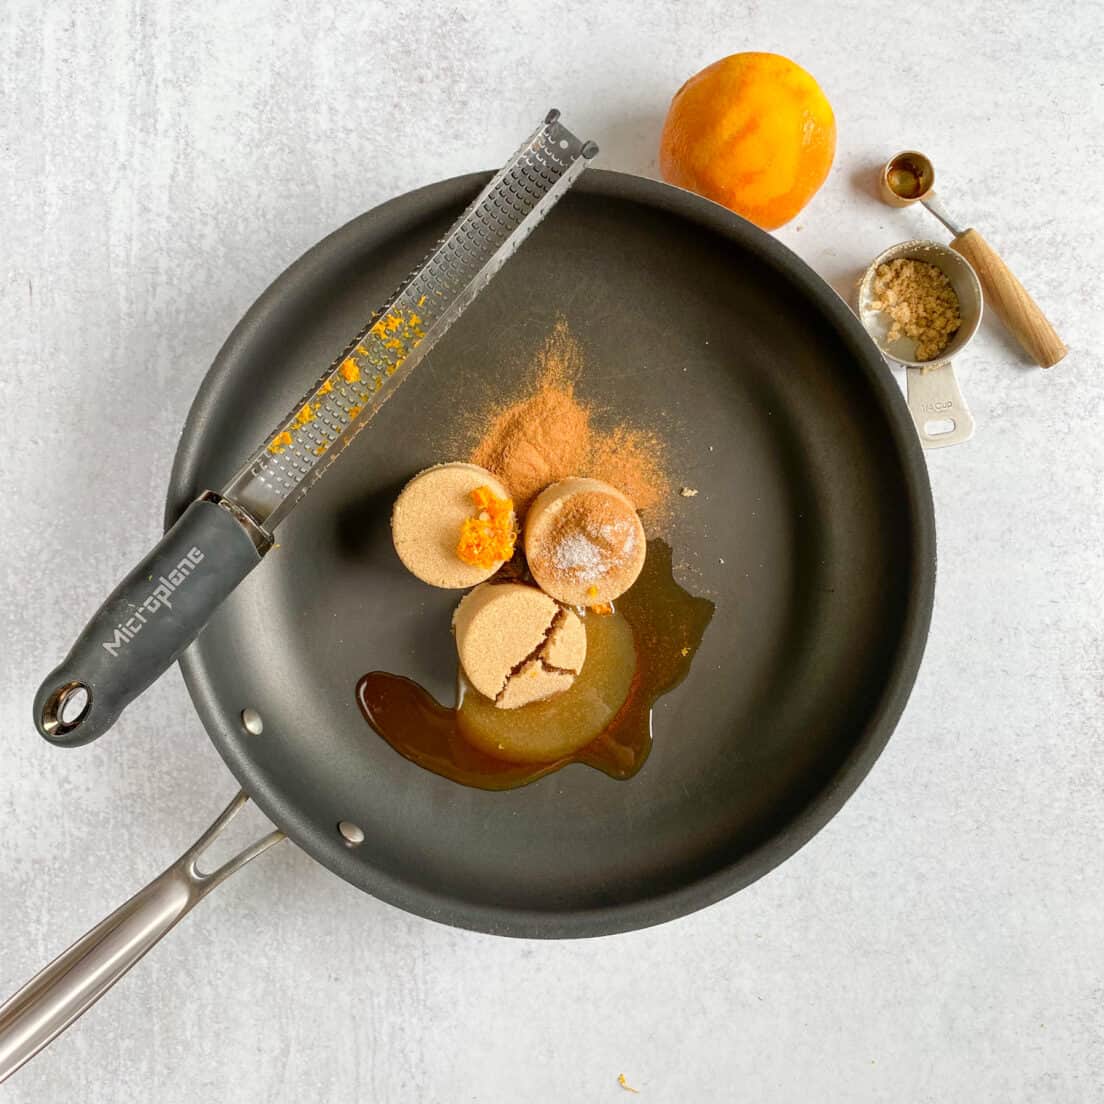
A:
[171,172,932,937]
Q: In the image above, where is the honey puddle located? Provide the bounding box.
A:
[356,541,714,790]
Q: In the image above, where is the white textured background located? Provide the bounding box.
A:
[2,2,1102,1101]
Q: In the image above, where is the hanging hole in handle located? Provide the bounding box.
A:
[41,682,91,736]
[924,418,956,437]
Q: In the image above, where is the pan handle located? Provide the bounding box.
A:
[0,791,284,1084]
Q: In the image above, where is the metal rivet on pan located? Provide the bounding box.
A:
[337,821,365,846]
[240,707,264,735]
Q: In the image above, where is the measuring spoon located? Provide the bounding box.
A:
[880,150,1066,368]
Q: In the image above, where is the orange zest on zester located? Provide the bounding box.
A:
[265,308,427,455]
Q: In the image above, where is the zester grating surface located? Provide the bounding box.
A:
[222,111,595,529]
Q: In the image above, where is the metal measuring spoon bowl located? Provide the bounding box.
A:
[879,150,968,242]
[858,240,983,449]
[880,150,936,207]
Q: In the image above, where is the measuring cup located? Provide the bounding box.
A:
[859,240,983,449]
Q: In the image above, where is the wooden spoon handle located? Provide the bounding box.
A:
[950,228,1067,368]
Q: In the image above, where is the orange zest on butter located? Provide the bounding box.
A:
[456,486,516,569]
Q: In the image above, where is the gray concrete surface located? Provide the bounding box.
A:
[2,2,1102,1100]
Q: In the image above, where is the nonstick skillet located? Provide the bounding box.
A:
[0,169,934,1079]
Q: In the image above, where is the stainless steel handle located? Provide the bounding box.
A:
[0,791,284,1083]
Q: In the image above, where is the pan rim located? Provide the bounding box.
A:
[168,169,936,938]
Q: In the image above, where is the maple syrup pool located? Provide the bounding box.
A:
[356,541,714,790]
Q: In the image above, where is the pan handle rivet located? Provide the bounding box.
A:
[240,708,264,735]
[337,821,365,846]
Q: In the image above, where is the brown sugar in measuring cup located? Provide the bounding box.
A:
[859,239,982,449]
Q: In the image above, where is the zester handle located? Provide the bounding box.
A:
[33,494,270,746]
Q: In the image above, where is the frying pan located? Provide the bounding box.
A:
[0,170,934,1079]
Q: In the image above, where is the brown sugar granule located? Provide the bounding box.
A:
[870,258,961,362]
[468,321,670,520]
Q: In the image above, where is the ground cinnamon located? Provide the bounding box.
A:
[468,322,670,520]
[587,425,667,516]
[471,383,590,511]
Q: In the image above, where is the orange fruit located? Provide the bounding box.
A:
[660,52,836,230]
